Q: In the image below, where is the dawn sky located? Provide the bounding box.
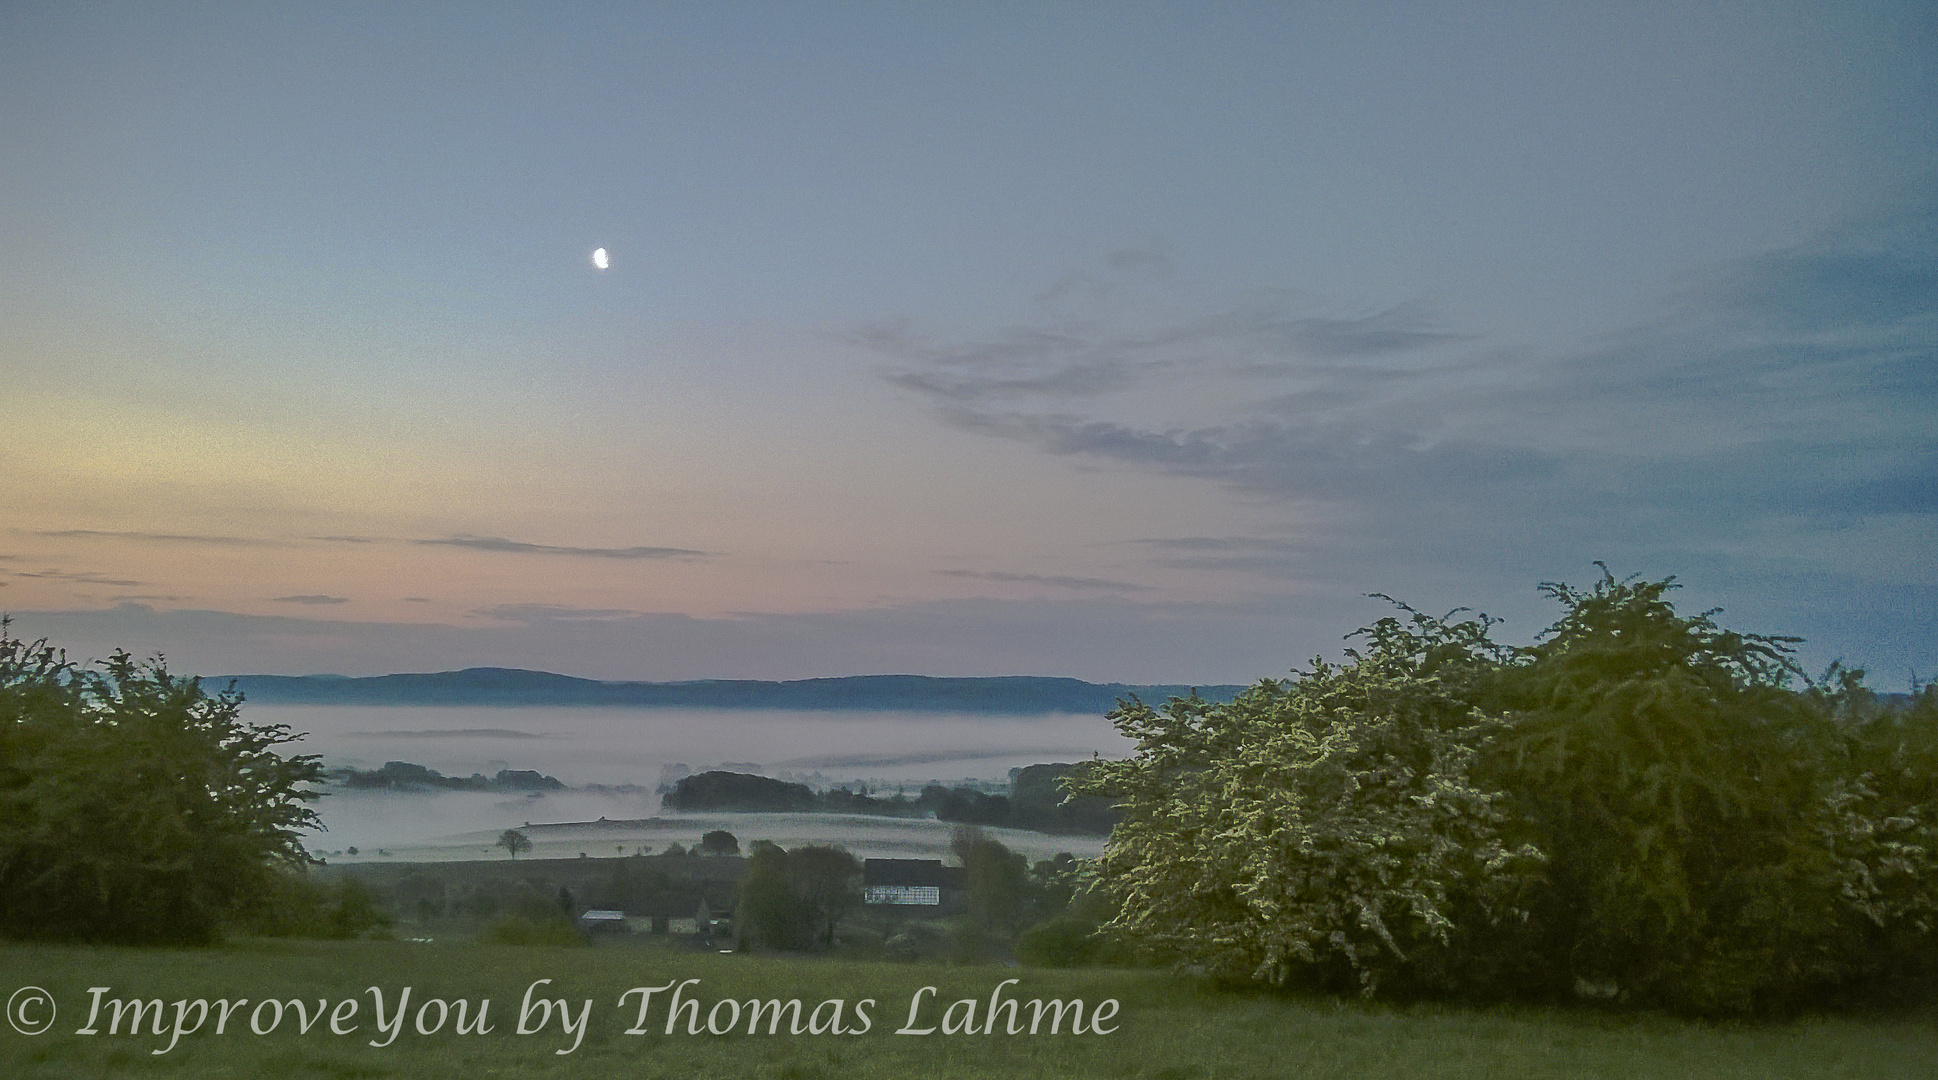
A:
[2,3,1933,685]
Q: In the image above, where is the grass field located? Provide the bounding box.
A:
[1,940,1932,1079]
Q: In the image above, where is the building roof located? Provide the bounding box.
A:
[863,858,962,888]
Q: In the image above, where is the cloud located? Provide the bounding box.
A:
[1131,536,1309,577]
[6,560,1932,693]
[273,594,349,605]
[13,569,147,586]
[844,188,1938,687]
[401,597,433,603]
[860,266,1471,411]
[475,603,643,623]
[935,570,1153,592]
[875,190,1937,588]
[0,596,1341,685]
[415,536,708,560]
[1698,195,1938,332]
[1264,305,1470,360]
[305,534,710,560]
[36,529,273,546]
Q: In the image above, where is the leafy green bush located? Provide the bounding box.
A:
[0,627,322,944]
[241,873,392,939]
[1018,916,1102,967]
[1803,670,1938,1002]
[1074,603,1541,996]
[1078,571,1938,1014]
[1486,574,1855,1013]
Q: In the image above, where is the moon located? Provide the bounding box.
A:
[591,247,609,270]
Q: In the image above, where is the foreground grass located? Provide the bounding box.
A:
[0,941,1931,1079]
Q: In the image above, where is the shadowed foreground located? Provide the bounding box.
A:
[1,941,1931,1079]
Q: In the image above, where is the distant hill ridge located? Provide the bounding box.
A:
[218,668,1247,714]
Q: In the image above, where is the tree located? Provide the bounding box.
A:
[735,841,815,949]
[496,829,532,859]
[733,841,861,951]
[952,826,1029,935]
[789,844,862,946]
[0,626,323,944]
[700,829,740,856]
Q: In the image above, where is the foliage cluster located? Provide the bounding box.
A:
[475,879,588,944]
[1073,571,1938,1014]
[735,841,863,950]
[666,768,1119,835]
[663,770,816,811]
[0,626,323,944]
[332,761,563,791]
[1007,763,1122,834]
[239,873,392,940]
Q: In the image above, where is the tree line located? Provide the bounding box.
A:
[664,765,1119,835]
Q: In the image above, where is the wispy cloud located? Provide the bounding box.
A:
[14,569,147,586]
[1131,536,1309,577]
[936,569,1152,592]
[872,189,1938,593]
[416,536,708,560]
[273,594,349,605]
[475,603,644,623]
[859,249,1470,413]
[36,529,273,546]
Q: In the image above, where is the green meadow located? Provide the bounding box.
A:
[2,940,1931,1080]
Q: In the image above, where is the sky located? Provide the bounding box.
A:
[1,3,1933,686]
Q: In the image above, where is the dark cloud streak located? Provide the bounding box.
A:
[36,530,272,546]
[14,569,146,586]
[416,536,708,560]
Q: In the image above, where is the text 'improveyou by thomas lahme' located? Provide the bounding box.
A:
[11,978,1119,1055]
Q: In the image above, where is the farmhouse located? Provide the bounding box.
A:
[863,858,964,911]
